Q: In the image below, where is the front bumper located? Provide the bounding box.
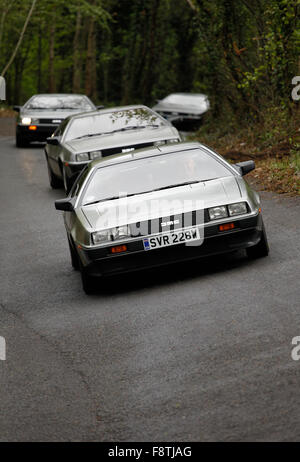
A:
[17,124,59,141]
[157,111,205,123]
[76,213,263,277]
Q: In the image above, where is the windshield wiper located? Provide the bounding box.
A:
[151,180,201,192]
[72,131,112,140]
[125,179,218,197]
[83,179,219,206]
[72,125,160,140]
[109,124,160,134]
[83,195,127,206]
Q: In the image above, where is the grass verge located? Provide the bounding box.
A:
[192,105,300,196]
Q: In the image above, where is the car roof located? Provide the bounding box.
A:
[66,104,157,121]
[87,142,205,171]
[163,93,207,99]
[29,93,89,98]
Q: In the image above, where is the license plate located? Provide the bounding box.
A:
[143,228,200,251]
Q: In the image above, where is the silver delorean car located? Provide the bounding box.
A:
[46,105,181,193]
[55,142,269,294]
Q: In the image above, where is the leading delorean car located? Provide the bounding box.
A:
[55,142,269,294]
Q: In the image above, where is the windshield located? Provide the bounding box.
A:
[81,149,232,206]
[65,108,165,141]
[162,94,208,107]
[25,95,94,110]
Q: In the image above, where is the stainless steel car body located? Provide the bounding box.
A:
[153,93,210,122]
[45,105,181,192]
[15,93,96,146]
[55,142,268,293]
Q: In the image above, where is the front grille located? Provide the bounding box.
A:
[37,119,62,124]
[102,142,154,157]
[161,111,190,116]
[129,210,207,238]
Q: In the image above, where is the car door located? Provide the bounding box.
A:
[47,119,69,177]
[64,166,89,235]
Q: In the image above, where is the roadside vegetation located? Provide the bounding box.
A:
[0,0,299,194]
[193,105,300,195]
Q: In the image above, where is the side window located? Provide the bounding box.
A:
[54,119,69,138]
[70,167,89,198]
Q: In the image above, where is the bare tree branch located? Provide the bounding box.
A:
[1,0,37,77]
[185,0,197,11]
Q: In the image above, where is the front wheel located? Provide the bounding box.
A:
[68,237,79,270]
[79,262,98,295]
[16,132,29,148]
[246,221,269,259]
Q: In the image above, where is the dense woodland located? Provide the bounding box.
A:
[0,0,299,123]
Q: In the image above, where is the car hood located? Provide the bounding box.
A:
[81,175,243,231]
[65,125,179,153]
[20,109,92,119]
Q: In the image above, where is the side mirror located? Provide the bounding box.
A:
[46,136,60,146]
[13,105,21,112]
[235,160,255,176]
[155,99,161,104]
[55,198,74,211]
[96,105,105,110]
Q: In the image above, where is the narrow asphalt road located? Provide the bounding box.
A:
[0,135,300,441]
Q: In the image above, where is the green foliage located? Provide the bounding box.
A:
[0,0,299,119]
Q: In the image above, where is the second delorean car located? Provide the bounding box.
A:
[45,105,181,193]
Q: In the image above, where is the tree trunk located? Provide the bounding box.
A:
[85,17,96,98]
[48,23,56,92]
[72,9,82,93]
[37,23,42,92]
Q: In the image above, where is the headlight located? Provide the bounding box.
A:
[167,138,180,143]
[92,230,112,244]
[208,206,228,220]
[92,225,130,245]
[89,150,102,160]
[111,225,130,240]
[228,202,247,216]
[76,152,89,162]
[154,140,166,146]
[21,117,31,125]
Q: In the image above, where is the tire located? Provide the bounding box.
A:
[16,132,29,148]
[246,221,269,259]
[46,156,62,189]
[80,263,97,295]
[68,236,79,270]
